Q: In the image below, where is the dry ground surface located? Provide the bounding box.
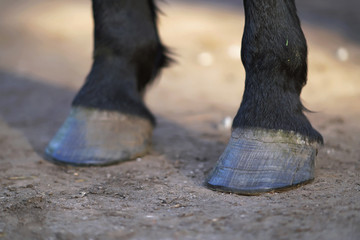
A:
[0,0,359,239]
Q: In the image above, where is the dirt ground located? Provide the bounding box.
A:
[0,0,359,239]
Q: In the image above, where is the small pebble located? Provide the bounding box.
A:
[197,52,214,66]
[79,192,87,198]
[227,44,241,60]
[218,116,233,130]
[336,47,349,62]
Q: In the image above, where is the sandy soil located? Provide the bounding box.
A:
[0,0,359,239]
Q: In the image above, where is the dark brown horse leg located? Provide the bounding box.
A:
[45,0,169,166]
[207,0,323,194]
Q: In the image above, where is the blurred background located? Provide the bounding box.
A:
[0,0,359,155]
[0,0,359,151]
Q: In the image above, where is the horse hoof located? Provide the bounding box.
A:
[45,107,153,166]
[206,128,320,195]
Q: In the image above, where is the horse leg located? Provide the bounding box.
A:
[45,0,169,166]
[207,0,323,194]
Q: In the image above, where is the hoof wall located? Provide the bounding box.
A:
[45,107,153,166]
[206,128,320,195]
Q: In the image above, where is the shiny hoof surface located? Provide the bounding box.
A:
[45,107,153,166]
[206,128,320,195]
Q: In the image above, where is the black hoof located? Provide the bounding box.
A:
[206,128,320,195]
[45,107,153,166]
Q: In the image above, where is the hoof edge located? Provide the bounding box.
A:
[206,128,320,195]
[45,107,153,166]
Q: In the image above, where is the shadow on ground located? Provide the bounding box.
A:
[0,70,226,174]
